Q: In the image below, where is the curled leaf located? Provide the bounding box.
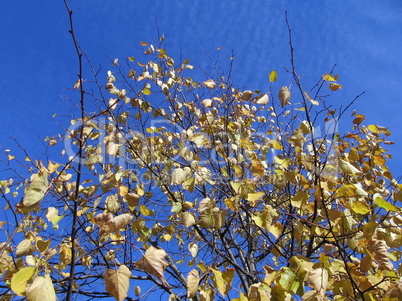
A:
[135,246,169,286]
[278,86,291,107]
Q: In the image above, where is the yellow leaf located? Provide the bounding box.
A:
[329,83,342,91]
[251,159,264,177]
[269,70,277,82]
[246,191,265,202]
[11,267,36,296]
[211,267,235,297]
[322,73,338,82]
[351,200,371,215]
[26,275,57,301]
[104,265,131,301]
[118,185,128,197]
[367,124,391,136]
[47,162,61,173]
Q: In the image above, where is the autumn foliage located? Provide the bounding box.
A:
[0,8,402,301]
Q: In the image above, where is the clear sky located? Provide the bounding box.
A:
[1,1,401,173]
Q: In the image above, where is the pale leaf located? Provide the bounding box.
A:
[202,79,216,89]
[338,159,361,175]
[23,169,48,207]
[135,246,169,286]
[202,98,213,108]
[104,265,131,301]
[187,269,200,298]
[278,86,291,108]
[104,214,133,233]
[307,268,328,295]
[26,275,57,301]
[367,239,394,271]
[254,93,269,105]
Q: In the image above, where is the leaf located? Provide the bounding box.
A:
[338,159,361,175]
[278,86,291,107]
[23,169,48,207]
[135,246,169,286]
[11,266,36,296]
[373,193,400,212]
[104,265,131,301]
[187,269,200,298]
[242,90,253,101]
[329,83,342,91]
[16,239,33,257]
[367,124,391,136]
[202,98,213,107]
[202,79,216,89]
[307,267,328,295]
[322,73,338,81]
[181,212,196,227]
[26,275,57,301]
[269,70,277,82]
[211,267,234,297]
[104,214,133,233]
[351,200,371,215]
[254,93,269,105]
[367,239,394,271]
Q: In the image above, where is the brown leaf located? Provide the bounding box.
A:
[104,265,131,301]
[135,246,169,286]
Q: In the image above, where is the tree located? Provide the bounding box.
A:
[0,6,401,301]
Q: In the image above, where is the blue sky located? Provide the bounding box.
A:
[1,1,401,172]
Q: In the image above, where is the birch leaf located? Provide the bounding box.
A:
[104,265,131,301]
[187,269,200,298]
[26,275,57,301]
[135,247,169,285]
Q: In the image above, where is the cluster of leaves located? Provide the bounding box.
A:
[0,36,402,301]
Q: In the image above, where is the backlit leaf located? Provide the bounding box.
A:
[373,193,400,212]
[104,265,131,301]
[11,267,36,296]
[23,169,48,207]
[187,269,200,298]
[26,275,57,301]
